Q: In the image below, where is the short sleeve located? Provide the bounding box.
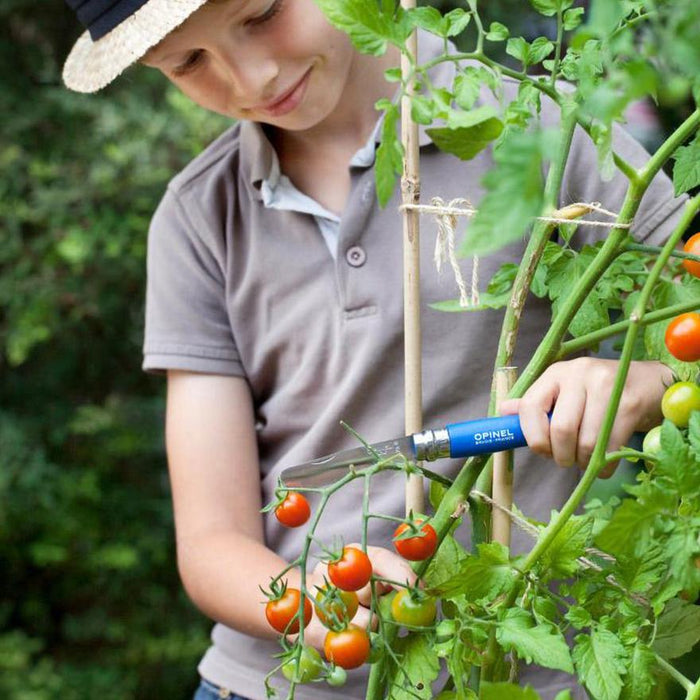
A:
[561,120,687,247]
[142,185,245,376]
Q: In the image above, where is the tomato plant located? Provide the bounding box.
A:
[280,645,323,684]
[327,546,372,591]
[390,589,437,627]
[392,519,437,561]
[661,381,700,428]
[682,232,700,278]
[275,491,311,528]
[265,588,312,634]
[665,312,700,362]
[323,624,371,669]
[313,584,359,627]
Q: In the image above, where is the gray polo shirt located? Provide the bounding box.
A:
[143,33,685,700]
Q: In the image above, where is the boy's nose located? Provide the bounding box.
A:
[219,49,279,102]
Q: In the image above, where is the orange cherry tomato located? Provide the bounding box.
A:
[275,491,311,528]
[682,232,700,278]
[313,584,359,627]
[323,624,371,669]
[664,312,700,362]
[265,588,312,634]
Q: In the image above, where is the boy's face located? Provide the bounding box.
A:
[142,0,358,132]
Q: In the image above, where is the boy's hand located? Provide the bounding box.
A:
[499,358,672,477]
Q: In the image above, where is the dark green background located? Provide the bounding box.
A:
[1,1,695,698]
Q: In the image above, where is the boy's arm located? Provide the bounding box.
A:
[164,370,413,648]
[500,358,673,476]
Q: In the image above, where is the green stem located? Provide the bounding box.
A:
[625,242,700,265]
[556,299,700,358]
[550,7,564,87]
[688,678,700,700]
[656,655,694,693]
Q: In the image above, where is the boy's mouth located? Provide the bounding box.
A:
[259,68,312,117]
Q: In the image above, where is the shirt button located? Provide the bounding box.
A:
[345,245,367,267]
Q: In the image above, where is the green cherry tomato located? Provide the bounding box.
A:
[390,589,438,627]
[281,645,323,684]
[661,381,700,428]
[641,425,662,465]
[326,665,348,687]
[313,584,359,628]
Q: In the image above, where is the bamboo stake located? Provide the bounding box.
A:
[400,0,423,516]
[492,367,517,545]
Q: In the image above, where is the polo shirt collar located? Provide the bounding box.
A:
[240,30,457,196]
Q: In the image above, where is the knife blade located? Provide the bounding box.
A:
[281,413,526,487]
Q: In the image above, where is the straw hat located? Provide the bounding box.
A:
[63,0,210,93]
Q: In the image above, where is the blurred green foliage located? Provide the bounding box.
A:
[1,2,229,697]
[2,0,697,698]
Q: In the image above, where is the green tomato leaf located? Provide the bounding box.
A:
[536,513,593,581]
[460,130,546,256]
[315,0,403,55]
[444,8,471,37]
[529,0,574,17]
[595,498,660,558]
[427,542,518,602]
[486,21,509,41]
[672,132,700,196]
[423,531,468,589]
[407,5,444,35]
[391,634,440,700]
[496,609,574,673]
[619,642,656,700]
[480,683,542,700]
[573,629,628,700]
[652,598,700,660]
[563,7,585,31]
[427,110,503,162]
[374,101,403,208]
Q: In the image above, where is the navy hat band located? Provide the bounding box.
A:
[65,0,151,40]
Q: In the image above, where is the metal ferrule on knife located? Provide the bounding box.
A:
[412,428,451,461]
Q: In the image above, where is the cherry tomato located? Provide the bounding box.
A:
[661,381,700,428]
[313,584,359,627]
[390,589,437,627]
[327,547,372,592]
[664,312,700,362]
[275,491,311,528]
[265,588,312,634]
[393,519,438,561]
[641,425,662,465]
[323,624,371,669]
[281,645,323,683]
[325,665,348,687]
[682,232,700,278]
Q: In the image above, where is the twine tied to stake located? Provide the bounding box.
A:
[399,199,630,309]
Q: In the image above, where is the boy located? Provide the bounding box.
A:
[63,0,683,698]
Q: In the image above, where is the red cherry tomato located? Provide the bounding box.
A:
[323,624,371,669]
[392,519,438,561]
[265,588,312,634]
[664,312,700,362]
[313,584,359,628]
[275,492,311,528]
[327,547,372,592]
[682,232,700,278]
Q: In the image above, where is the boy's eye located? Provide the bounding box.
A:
[247,0,284,26]
[172,50,204,76]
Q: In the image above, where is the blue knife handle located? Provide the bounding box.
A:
[446,414,526,457]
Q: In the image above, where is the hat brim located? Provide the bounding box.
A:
[63,0,210,93]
